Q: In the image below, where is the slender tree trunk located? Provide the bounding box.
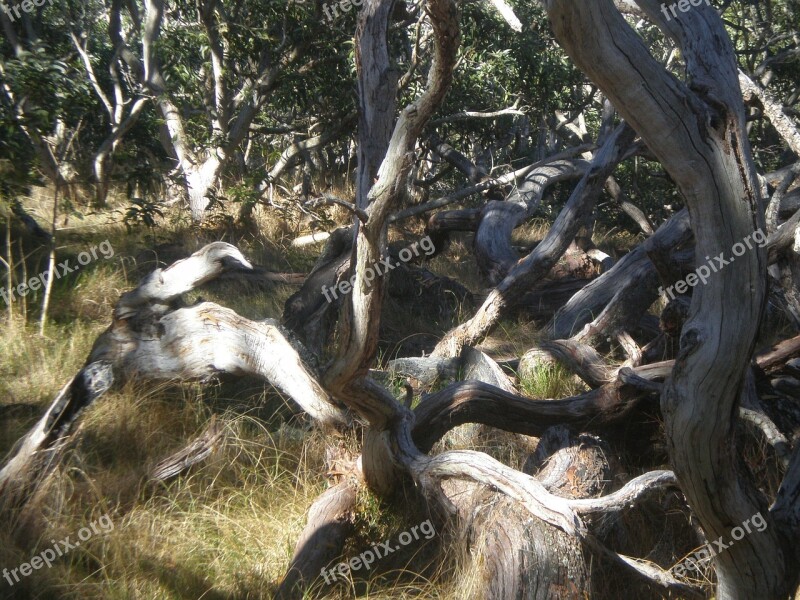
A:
[184,155,222,221]
[39,182,59,336]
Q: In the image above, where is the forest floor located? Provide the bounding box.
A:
[0,187,675,599]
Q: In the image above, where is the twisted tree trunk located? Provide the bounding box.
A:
[541,0,797,596]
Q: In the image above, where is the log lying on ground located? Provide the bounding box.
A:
[388,345,513,389]
[550,208,691,340]
[0,243,350,513]
[432,122,637,358]
[100,330,342,424]
[475,159,589,284]
[523,425,614,499]
[755,334,800,375]
[397,441,700,596]
[425,207,482,254]
[388,355,460,386]
[148,416,224,482]
[535,339,614,387]
[458,487,590,600]
[0,361,114,510]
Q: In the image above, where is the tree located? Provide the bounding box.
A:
[1,0,799,598]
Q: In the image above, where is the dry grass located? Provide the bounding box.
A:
[0,191,472,599]
[0,188,761,600]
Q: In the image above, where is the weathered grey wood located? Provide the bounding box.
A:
[426,132,488,184]
[389,143,595,223]
[95,304,350,427]
[0,361,114,510]
[536,339,614,387]
[275,481,357,599]
[114,241,254,317]
[740,71,800,158]
[754,334,800,375]
[604,176,654,235]
[433,122,636,358]
[475,159,589,284]
[401,446,699,595]
[1,243,351,513]
[411,375,652,453]
[354,0,398,210]
[541,2,795,596]
[387,345,513,390]
[463,493,589,600]
[460,346,516,392]
[277,1,464,575]
[283,227,353,354]
[551,209,690,340]
[323,0,460,406]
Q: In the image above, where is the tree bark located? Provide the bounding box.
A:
[432,122,635,358]
[540,0,795,596]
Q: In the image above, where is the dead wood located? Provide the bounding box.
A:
[0,361,114,511]
[534,339,614,387]
[604,176,654,235]
[275,481,358,599]
[411,375,652,454]
[425,132,488,184]
[0,243,350,512]
[475,159,590,284]
[433,122,637,358]
[523,425,614,500]
[389,143,596,223]
[148,416,224,482]
[283,226,353,353]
